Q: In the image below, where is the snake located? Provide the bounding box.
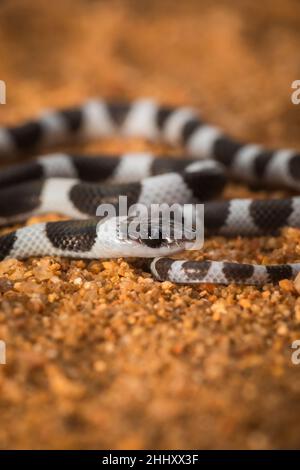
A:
[1,97,300,285]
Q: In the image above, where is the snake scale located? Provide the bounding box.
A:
[1,97,300,285]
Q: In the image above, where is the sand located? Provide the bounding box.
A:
[0,0,300,449]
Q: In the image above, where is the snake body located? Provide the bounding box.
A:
[1,98,300,285]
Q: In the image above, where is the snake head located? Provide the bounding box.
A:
[97,215,199,257]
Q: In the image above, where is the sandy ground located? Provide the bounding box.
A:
[0,0,300,449]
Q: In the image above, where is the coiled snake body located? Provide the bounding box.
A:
[1,98,300,285]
